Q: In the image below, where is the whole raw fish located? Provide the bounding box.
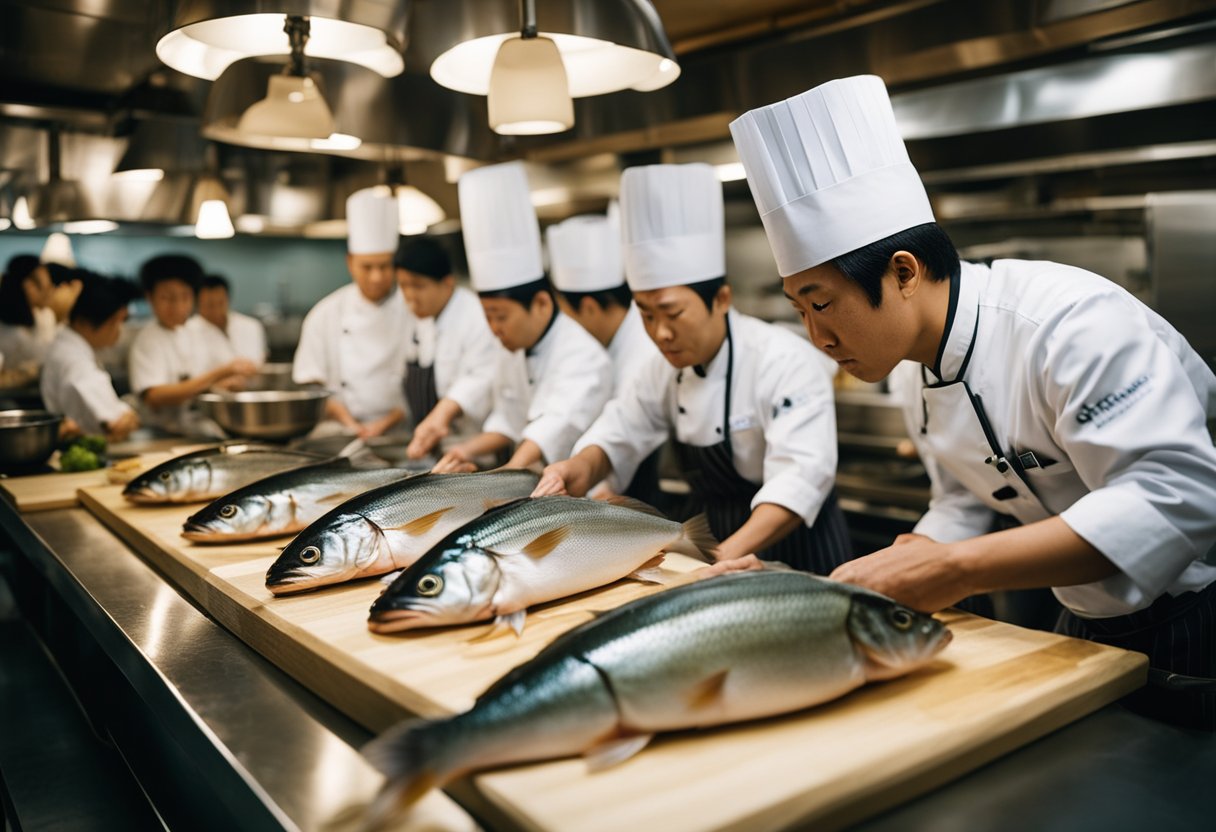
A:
[368,495,717,635]
[363,571,952,819]
[264,470,540,595]
[123,444,326,504]
[182,460,411,543]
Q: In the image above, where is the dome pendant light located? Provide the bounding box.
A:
[488,30,574,136]
[237,17,338,142]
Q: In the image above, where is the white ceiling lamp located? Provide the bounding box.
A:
[12,196,35,230]
[385,167,446,235]
[156,1,406,81]
[62,220,119,234]
[194,176,235,239]
[429,0,680,102]
[487,27,574,136]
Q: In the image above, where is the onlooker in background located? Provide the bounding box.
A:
[40,233,84,325]
[0,254,56,374]
[191,273,269,365]
[128,254,255,435]
[42,271,142,441]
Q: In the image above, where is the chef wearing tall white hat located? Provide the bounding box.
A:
[292,187,410,438]
[534,163,851,573]
[729,74,1216,728]
[432,162,612,473]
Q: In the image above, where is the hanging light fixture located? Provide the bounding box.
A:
[156,0,406,81]
[27,127,92,227]
[113,120,206,182]
[237,17,336,140]
[383,167,446,235]
[193,171,235,239]
[426,0,680,104]
[486,4,573,136]
[12,196,35,230]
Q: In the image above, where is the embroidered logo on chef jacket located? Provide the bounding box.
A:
[729,412,758,432]
[1075,374,1151,428]
[771,390,812,420]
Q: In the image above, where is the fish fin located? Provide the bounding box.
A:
[379,569,404,586]
[684,669,729,711]
[627,554,670,585]
[501,609,527,636]
[467,611,527,643]
[361,720,444,828]
[522,526,570,558]
[583,733,654,772]
[483,495,527,512]
[662,513,720,563]
[316,490,360,506]
[604,495,667,519]
[390,506,454,536]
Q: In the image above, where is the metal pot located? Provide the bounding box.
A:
[244,362,298,391]
[198,389,329,441]
[0,409,63,467]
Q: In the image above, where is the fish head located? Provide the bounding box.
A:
[183,494,272,540]
[265,513,383,594]
[846,593,953,681]
[367,545,501,634]
[124,459,204,503]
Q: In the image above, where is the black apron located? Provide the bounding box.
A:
[403,332,439,427]
[670,319,851,574]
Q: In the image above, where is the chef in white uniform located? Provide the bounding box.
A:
[534,163,850,573]
[41,272,141,441]
[546,211,664,501]
[192,273,268,365]
[292,188,410,438]
[730,74,1216,728]
[393,236,504,460]
[128,254,255,435]
[432,161,612,473]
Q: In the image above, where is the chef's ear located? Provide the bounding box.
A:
[712,283,733,314]
[890,251,923,299]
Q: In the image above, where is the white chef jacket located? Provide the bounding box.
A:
[0,314,56,371]
[575,310,839,525]
[606,302,661,395]
[291,283,409,423]
[402,286,503,427]
[482,311,613,464]
[128,319,213,432]
[40,327,133,435]
[899,259,1216,618]
[185,316,237,369]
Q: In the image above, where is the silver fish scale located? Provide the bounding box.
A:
[461,496,681,554]
[352,471,540,526]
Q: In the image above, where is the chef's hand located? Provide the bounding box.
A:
[829,534,971,613]
[532,458,593,497]
[226,358,259,378]
[433,446,476,474]
[57,417,82,441]
[105,409,140,442]
[358,413,398,440]
[407,415,448,459]
[695,553,766,579]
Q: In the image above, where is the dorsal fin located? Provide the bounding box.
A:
[605,495,667,519]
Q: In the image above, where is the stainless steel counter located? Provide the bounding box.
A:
[1,490,1213,831]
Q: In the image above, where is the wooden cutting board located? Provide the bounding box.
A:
[0,452,178,513]
[77,483,1147,832]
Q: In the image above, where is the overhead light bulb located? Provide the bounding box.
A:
[196,199,235,239]
[310,132,362,151]
[237,75,336,140]
[488,36,574,136]
[13,196,35,230]
[714,162,747,182]
[396,185,445,236]
[0,219,10,231]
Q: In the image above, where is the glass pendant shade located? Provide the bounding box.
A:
[487,37,574,136]
[237,75,336,140]
[396,185,445,235]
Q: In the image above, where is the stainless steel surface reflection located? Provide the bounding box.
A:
[4,504,474,831]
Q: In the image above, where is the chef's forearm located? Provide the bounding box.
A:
[426,398,463,426]
[716,503,804,562]
[572,445,614,489]
[460,432,512,458]
[506,440,544,470]
[949,516,1120,595]
[141,372,216,408]
[324,398,360,428]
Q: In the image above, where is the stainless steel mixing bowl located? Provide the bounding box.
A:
[198,389,330,441]
[0,409,63,467]
[244,362,298,391]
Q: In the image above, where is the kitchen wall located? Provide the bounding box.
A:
[0,232,352,318]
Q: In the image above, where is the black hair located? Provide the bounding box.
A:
[200,273,230,294]
[688,276,727,312]
[139,254,204,294]
[831,223,959,308]
[477,276,553,309]
[395,237,451,280]
[69,272,140,327]
[0,257,41,327]
[5,254,40,283]
[45,262,79,286]
[558,283,633,313]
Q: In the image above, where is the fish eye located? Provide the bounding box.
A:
[889,608,914,631]
[416,574,443,596]
[218,504,238,518]
[158,471,171,481]
[299,546,321,565]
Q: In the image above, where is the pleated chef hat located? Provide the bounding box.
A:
[619,163,724,292]
[346,188,399,255]
[546,214,623,293]
[458,161,544,292]
[40,232,76,267]
[729,74,935,277]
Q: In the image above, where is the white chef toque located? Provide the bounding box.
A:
[346,187,400,255]
[729,74,935,277]
[619,163,724,292]
[40,232,77,267]
[546,214,623,293]
[458,161,544,293]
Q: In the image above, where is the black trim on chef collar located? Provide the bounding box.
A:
[525,303,559,358]
[931,267,960,381]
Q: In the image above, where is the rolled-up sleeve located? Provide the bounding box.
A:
[521,337,612,464]
[1037,292,1216,599]
[573,355,672,491]
[69,369,133,434]
[128,329,171,395]
[445,320,501,426]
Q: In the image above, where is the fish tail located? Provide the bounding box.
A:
[667,513,720,563]
[361,718,450,826]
